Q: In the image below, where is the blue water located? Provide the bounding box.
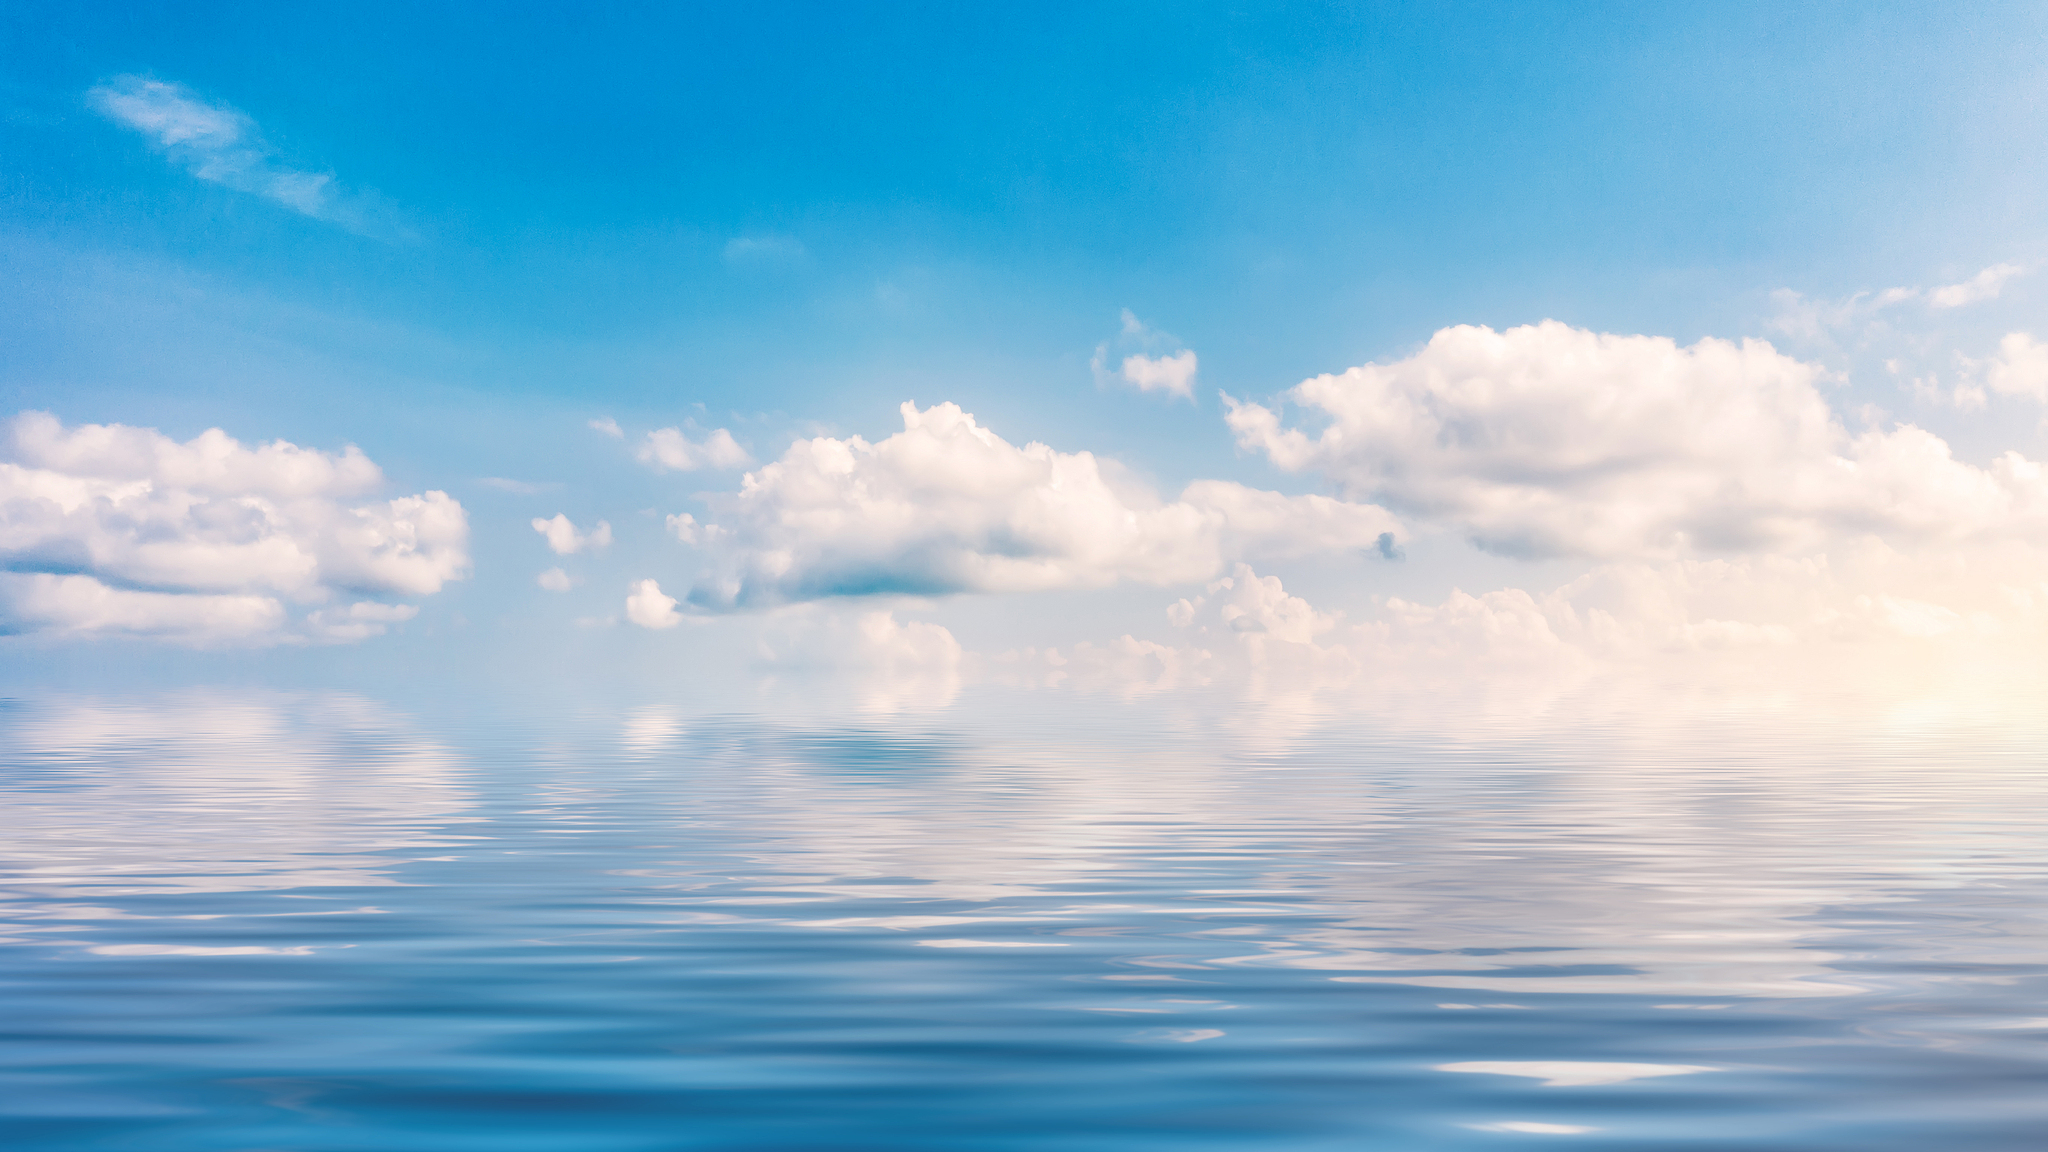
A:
[4,692,2047,1149]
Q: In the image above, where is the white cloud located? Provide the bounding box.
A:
[531,513,611,555]
[995,544,2048,745]
[537,566,573,592]
[588,417,624,439]
[1984,333,2048,401]
[1092,309,1198,400]
[87,75,394,236]
[625,578,682,629]
[683,401,1400,609]
[305,601,418,642]
[665,512,705,544]
[637,427,753,472]
[1119,350,1199,399]
[1929,262,2024,309]
[758,608,964,713]
[0,574,284,644]
[1227,321,2048,559]
[0,412,468,644]
[1770,262,2026,338]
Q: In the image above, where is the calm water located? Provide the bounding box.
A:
[3,692,2046,1150]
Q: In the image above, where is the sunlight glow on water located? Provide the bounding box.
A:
[3,692,2046,1149]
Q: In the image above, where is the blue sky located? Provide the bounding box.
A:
[5,2,2048,717]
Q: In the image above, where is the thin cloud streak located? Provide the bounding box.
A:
[87,75,405,238]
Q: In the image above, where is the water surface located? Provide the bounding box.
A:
[3,692,2046,1149]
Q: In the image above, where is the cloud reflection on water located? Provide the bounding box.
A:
[594,708,2048,1019]
[0,693,470,907]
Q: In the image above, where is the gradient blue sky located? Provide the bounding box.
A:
[5,2,2048,711]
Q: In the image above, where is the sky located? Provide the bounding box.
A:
[5,2,2048,726]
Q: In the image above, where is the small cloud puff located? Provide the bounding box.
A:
[1120,350,1199,399]
[637,427,752,473]
[665,512,711,544]
[537,567,574,592]
[531,514,611,555]
[0,412,467,645]
[681,401,1399,609]
[1093,309,1198,400]
[625,578,682,629]
[588,417,624,439]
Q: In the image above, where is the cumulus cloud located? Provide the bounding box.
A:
[683,401,1400,609]
[1093,309,1199,400]
[1983,333,2048,401]
[531,513,611,555]
[625,578,681,629]
[588,417,623,439]
[1227,321,2048,559]
[0,412,467,644]
[87,75,396,236]
[637,426,752,472]
[537,567,573,592]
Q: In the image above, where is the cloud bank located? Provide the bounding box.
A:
[680,401,1399,609]
[0,413,467,643]
[697,317,2048,732]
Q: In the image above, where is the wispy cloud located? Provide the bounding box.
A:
[481,477,558,495]
[1770,260,2029,340]
[1929,262,2024,309]
[87,75,401,238]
